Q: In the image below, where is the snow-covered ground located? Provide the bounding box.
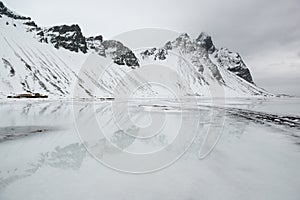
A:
[0,98,299,200]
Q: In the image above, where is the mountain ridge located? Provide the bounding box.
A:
[0,1,271,98]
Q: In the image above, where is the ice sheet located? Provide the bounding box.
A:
[0,98,299,200]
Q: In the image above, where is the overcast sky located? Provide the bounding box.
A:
[3,0,300,96]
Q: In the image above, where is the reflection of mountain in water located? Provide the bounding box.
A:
[0,143,86,189]
[1,99,299,189]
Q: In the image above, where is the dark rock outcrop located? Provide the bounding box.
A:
[196,32,215,53]
[102,40,139,67]
[140,33,254,85]
[0,0,256,81]
[140,47,168,60]
[40,24,88,53]
[214,48,254,84]
[36,25,139,67]
[0,1,31,20]
[23,21,39,28]
[86,35,104,54]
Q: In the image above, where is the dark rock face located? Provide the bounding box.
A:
[164,41,172,50]
[214,48,254,84]
[37,26,139,67]
[102,40,139,67]
[94,35,103,42]
[86,35,103,45]
[40,24,88,53]
[2,58,15,77]
[36,25,139,67]
[228,66,254,84]
[0,1,31,20]
[86,35,104,54]
[196,32,215,53]
[141,48,157,57]
[140,33,255,85]
[0,1,5,9]
[169,33,200,54]
[141,33,205,61]
[0,1,139,68]
[140,47,167,60]
[172,33,192,50]
[23,21,41,32]
[23,21,39,28]
[0,0,256,80]
[155,49,168,60]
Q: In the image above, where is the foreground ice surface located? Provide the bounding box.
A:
[0,98,299,200]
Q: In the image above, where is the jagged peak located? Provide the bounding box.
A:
[38,24,87,53]
[0,1,31,20]
[164,32,217,54]
[217,47,241,59]
[102,40,126,48]
[86,35,103,42]
[214,47,254,84]
[179,33,190,38]
[197,32,211,40]
[101,40,139,67]
[141,32,210,60]
[175,33,192,42]
[0,1,5,9]
[170,33,194,49]
[46,24,82,34]
[196,32,215,53]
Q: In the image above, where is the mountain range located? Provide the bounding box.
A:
[0,1,271,98]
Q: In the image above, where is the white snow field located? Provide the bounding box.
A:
[0,98,299,200]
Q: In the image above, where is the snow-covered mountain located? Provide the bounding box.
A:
[0,1,271,98]
[138,33,270,97]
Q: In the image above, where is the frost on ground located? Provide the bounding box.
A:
[0,98,299,200]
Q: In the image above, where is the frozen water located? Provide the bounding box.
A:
[0,98,299,200]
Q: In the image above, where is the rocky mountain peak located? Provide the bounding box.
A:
[0,1,5,9]
[141,33,207,60]
[101,40,139,67]
[36,24,139,67]
[0,2,269,97]
[213,48,254,84]
[86,35,104,53]
[140,33,255,85]
[165,33,201,54]
[0,1,31,20]
[0,2,139,68]
[177,33,191,40]
[196,32,215,53]
[39,24,88,53]
[173,33,192,45]
[87,35,103,43]
[50,24,81,33]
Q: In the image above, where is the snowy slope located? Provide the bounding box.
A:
[0,2,271,98]
[0,14,84,98]
[0,2,142,98]
[138,33,271,97]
